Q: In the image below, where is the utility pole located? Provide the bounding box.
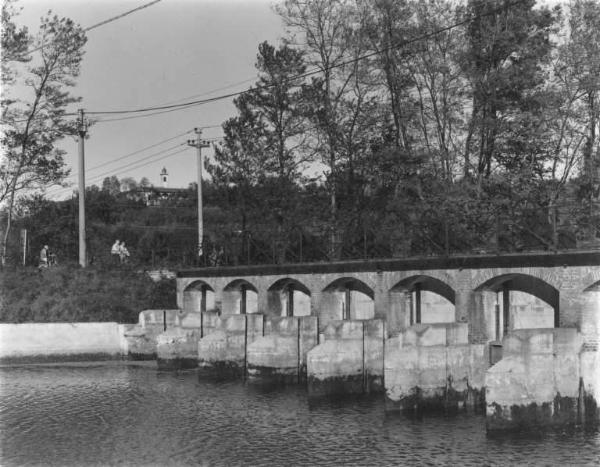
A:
[187,128,211,257]
[77,109,88,267]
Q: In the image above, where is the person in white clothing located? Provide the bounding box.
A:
[111,240,121,264]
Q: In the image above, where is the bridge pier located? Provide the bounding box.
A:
[168,252,599,430]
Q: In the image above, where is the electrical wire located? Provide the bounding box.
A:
[83,0,532,117]
[23,0,164,56]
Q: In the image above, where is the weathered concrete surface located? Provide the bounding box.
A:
[156,327,201,370]
[247,316,318,383]
[485,328,598,431]
[307,319,384,395]
[124,309,181,360]
[0,322,128,363]
[385,323,486,413]
[197,314,264,377]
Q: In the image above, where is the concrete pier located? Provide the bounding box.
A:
[197,314,263,377]
[246,316,318,383]
[125,309,180,360]
[384,323,487,413]
[485,328,599,431]
[306,319,385,395]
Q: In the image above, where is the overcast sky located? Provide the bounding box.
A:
[13,0,284,198]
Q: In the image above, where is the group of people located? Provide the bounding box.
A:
[111,240,130,264]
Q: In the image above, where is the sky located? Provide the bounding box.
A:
[11,0,285,199]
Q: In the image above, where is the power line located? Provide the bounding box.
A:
[24,0,164,56]
[64,129,194,180]
[83,0,530,117]
[46,144,189,197]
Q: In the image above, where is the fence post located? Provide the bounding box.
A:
[163,310,167,332]
[444,220,450,256]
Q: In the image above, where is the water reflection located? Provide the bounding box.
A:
[1,362,599,466]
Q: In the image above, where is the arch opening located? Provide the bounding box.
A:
[267,278,311,317]
[223,279,258,315]
[389,275,456,330]
[321,277,375,323]
[476,273,559,338]
[183,280,215,313]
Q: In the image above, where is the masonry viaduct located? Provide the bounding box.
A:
[176,251,600,348]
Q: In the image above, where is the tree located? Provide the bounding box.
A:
[1,6,87,265]
[460,0,558,181]
[208,41,310,261]
[277,0,378,256]
[556,0,600,240]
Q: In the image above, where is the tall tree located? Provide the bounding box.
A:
[460,0,558,181]
[1,7,87,265]
[277,0,375,255]
[208,41,309,261]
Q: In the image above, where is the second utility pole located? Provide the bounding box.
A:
[187,128,211,257]
[77,109,88,267]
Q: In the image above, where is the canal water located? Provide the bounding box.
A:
[1,362,599,466]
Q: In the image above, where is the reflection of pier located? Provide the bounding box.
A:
[146,251,600,432]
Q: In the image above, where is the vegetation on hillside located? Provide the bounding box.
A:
[0,265,176,323]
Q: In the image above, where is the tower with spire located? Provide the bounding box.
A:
[160,167,168,188]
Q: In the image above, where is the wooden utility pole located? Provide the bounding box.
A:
[187,128,211,257]
[77,109,88,267]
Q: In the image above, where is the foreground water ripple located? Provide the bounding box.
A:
[1,362,599,466]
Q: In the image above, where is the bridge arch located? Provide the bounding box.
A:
[183,280,215,313]
[267,278,311,317]
[475,273,559,338]
[320,277,374,322]
[223,279,258,315]
[389,275,456,329]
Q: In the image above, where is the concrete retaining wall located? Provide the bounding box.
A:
[384,323,487,413]
[307,319,385,395]
[0,322,128,363]
[485,328,599,431]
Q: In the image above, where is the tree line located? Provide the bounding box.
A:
[1,0,599,268]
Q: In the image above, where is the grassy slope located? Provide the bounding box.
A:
[0,265,176,324]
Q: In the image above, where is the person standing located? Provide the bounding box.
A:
[119,241,130,264]
[39,245,49,269]
[111,240,121,264]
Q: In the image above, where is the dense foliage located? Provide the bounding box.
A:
[2,0,599,269]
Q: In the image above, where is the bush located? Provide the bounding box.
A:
[0,264,177,323]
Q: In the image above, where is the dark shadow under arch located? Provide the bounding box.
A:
[323,277,374,300]
[184,280,215,293]
[390,275,455,305]
[223,279,258,293]
[268,277,311,296]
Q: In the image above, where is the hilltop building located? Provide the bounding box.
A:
[137,167,192,207]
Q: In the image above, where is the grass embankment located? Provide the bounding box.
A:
[0,265,176,323]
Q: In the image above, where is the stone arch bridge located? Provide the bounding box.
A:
[176,251,600,346]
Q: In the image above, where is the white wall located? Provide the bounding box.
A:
[0,322,126,360]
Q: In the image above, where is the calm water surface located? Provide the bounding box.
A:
[1,362,599,466]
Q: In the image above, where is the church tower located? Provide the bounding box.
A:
[160,167,168,188]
